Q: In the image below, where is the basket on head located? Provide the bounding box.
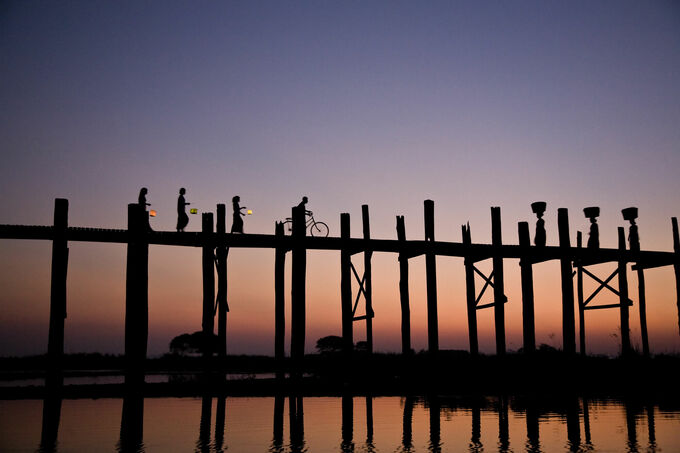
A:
[531,201,546,215]
[583,207,600,219]
[622,207,638,222]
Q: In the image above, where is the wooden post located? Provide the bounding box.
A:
[396,216,411,355]
[340,213,353,354]
[215,396,226,450]
[424,200,438,353]
[216,204,228,360]
[291,206,307,363]
[362,205,374,353]
[47,198,68,387]
[637,267,649,357]
[125,203,148,385]
[119,391,144,452]
[402,396,414,449]
[618,227,631,357]
[577,232,586,356]
[558,208,576,354]
[518,222,535,353]
[462,223,478,356]
[202,213,215,360]
[366,396,374,444]
[491,207,506,355]
[673,217,680,336]
[429,395,441,452]
[274,222,286,364]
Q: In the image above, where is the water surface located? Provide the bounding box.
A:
[1,396,677,452]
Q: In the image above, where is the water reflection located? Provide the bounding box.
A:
[25,393,679,452]
[118,391,144,453]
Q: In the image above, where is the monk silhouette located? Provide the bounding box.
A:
[231,196,247,233]
[584,207,600,249]
[531,202,546,247]
[138,187,152,231]
[176,188,190,232]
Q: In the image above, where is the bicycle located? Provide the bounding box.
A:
[282,211,329,237]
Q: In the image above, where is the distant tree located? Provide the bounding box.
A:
[169,331,219,356]
[355,341,368,353]
[315,335,344,354]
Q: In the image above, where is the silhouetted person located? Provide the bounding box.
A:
[584,207,600,249]
[231,196,247,233]
[531,202,546,247]
[176,188,190,232]
[138,187,150,209]
[622,207,640,252]
[298,196,312,216]
[137,187,152,232]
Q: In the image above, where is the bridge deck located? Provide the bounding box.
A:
[0,224,675,268]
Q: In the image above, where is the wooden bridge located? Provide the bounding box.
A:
[1,198,679,385]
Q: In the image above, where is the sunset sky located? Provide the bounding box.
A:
[1,1,679,357]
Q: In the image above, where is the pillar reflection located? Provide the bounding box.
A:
[646,404,657,452]
[625,400,640,453]
[341,395,354,453]
[195,394,212,453]
[469,402,482,453]
[582,397,592,447]
[289,395,305,453]
[365,396,376,453]
[38,394,62,453]
[428,395,441,453]
[565,397,581,452]
[525,403,540,453]
[270,395,284,453]
[118,391,144,453]
[214,396,226,453]
[498,396,510,453]
[402,396,415,452]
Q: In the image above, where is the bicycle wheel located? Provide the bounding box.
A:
[310,221,329,237]
[281,219,293,234]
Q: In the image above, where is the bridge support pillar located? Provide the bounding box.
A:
[396,216,411,355]
[47,198,68,388]
[518,221,535,353]
[558,208,576,354]
[491,207,506,355]
[274,222,286,368]
[362,205,373,353]
[424,200,438,353]
[462,223,478,356]
[202,213,215,365]
[216,205,228,362]
[340,213,353,354]
[291,206,306,366]
[618,227,631,357]
[125,203,148,386]
[673,218,680,338]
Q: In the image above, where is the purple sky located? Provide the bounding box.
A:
[1,1,679,356]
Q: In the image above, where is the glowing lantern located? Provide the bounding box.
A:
[190,208,198,214]
[247,210,253,215]
[149,210,157,217]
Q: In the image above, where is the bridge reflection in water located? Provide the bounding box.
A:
[25,393,676,452]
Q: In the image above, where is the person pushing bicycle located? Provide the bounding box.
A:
[297,196,312,216]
